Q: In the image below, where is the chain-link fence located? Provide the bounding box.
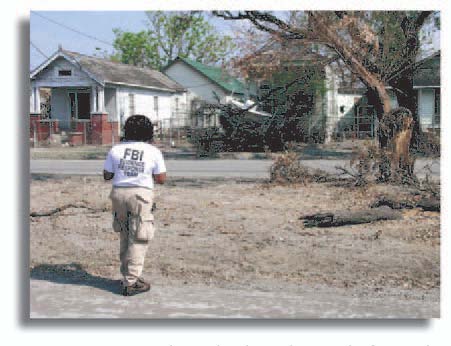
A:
[153,116,190,146]
[326,105,378,142]
[29,118,120,147]
[29,109,440,150]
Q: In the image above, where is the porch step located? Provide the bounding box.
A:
[59,131,70,144]
[48,134,63,147]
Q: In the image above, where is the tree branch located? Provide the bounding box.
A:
[213,11,307,40]
[414,11,433,30]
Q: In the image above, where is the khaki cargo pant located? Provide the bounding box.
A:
[110,187,155,287]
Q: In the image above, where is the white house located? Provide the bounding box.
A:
[162,57,259,127]
[323,50,441,142]
[412,50,441,132]
[30,47,187,144]
[251,39,440,144]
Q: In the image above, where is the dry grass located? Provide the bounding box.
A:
[30,176,440,295]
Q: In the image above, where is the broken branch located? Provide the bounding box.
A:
[30,204,109,217]
[300,206,402,228]
[370,196,440,212]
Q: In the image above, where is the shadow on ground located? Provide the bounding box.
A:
[30,263,121,295]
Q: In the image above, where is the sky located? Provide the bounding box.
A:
[29,11,236,70]
[30,11,440,71]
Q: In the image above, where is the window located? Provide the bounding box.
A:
[58,69,72,76]
[175,97,179,112]
[128,94,135,116]
[154,96,159,116]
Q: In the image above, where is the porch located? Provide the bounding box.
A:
[29,85,120,146]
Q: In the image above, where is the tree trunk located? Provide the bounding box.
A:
[370,85,391,148]
[391,67,421,151]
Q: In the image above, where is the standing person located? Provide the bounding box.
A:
[103,115,166,296]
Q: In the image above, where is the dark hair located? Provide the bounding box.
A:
[123,115,154,142]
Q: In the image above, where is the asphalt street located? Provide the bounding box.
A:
[30,279,438,318]
[30,158,440,180]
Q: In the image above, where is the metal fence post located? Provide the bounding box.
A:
[177,126,180,146]
[33,122,38,148]
[83,122,87,145]
[169,117,172,146]
[111,121,115,145]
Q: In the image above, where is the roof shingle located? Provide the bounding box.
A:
[60,50,185,92]
[413,51,440,87]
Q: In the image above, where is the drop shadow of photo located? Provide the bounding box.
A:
[30,263,121,296]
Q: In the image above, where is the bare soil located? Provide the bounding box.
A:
[30,176,440,299]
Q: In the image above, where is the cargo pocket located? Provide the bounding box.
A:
[141,216,155,241]
[129,214,154,243]
[132,191,155,242]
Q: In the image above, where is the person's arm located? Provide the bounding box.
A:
[103,149,114,181]
[104,170,114,181]
[152,150,167,185]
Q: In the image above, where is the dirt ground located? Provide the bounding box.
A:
[30,175,440,303]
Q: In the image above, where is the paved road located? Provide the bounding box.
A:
[30,159,440,180]
[30,279,438,318]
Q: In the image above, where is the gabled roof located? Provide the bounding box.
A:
[31,49,185,92]
[413,50,440,87]
[163,57,246,95]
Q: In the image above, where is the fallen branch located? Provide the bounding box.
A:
[300,206,402,228]
[370,196,440,212]
[416,198,441,212]
[335,165,359,178]
[369,197,415,210]
[334,165,367,186]
[30,204,108,217]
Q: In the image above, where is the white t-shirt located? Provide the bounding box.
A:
[103,141,166,189]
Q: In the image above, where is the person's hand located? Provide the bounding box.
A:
[153,173,166,184]
[103,170,114,181]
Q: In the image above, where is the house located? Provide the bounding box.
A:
[248,38,440,144]
[324,50,441,142]
[413,50,440,132]
[256,61,331,144]
[30,47,186,145]
[162,57,258,127]
[322,68,367,142]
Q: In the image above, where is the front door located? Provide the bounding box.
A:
[69,91,91,119]
[68,91,91,129]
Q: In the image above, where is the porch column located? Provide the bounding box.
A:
[32,87,41,113]
[29,87,34,113]
[90,86,98,113]
[97,86,105,113]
